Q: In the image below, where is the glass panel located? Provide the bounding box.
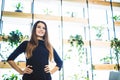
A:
[89,8,107,25]
[0,0,2,16]
[1,17,32,61]
[46,20,62,80]
[34,0,60,16]
[62,1,85,18]
[63,22,88,80]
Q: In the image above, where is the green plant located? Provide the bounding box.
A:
[92,25,105,40]
[2,73,18,80]
[100,55,113,64]
[66,34,84,61]
[15,2,23,12]
[43,8,52,15]
[2,30,23,47]
[68,35,89,80]
[69,34,84,51]
[111,38,120,71]
[113,15,120,21]
[16,2,23,10]
[0,52,6,63]
[66,11,76,17]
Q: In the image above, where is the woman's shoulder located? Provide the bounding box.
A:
[22,40,29,43]
[20,40,29,46]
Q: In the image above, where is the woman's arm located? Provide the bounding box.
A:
[50,66,59,74]
[44,65,59,74]
[7,60,24,75]
[8,60,33,75]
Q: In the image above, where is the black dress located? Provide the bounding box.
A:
[7,40,63,80]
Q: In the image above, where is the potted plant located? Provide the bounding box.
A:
[68,34,84,56]
[100,55,113,64]
[92,25,105,40]
[2,30,24,47]
[110,38,120,70]
[66,11,76,17]
[15,2,23,12]
[109,38,120,80]
[1,30,28,63]
[43,8,52,15]
[68,35,89,80]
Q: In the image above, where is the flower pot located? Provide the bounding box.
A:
[15,9,22,12]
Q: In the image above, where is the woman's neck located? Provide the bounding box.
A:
[37,37,43,40]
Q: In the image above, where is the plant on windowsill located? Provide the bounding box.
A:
[15,2,23,12]
[110,38,120,71]
[92,25,105,40]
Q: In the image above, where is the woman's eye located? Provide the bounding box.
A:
[37,26,41,28]
[43,27,46,30]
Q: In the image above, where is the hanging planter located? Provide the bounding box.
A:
[67,35,88,80]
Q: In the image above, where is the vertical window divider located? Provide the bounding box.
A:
[31,0,34,29]
[110,0,116,38]
[60,0,64,80]
[0,0,5,34]
[86,0,94,80]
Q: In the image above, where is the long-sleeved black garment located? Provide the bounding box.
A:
[7,40,63,80]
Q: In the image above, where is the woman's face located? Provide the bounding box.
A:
[36,22,46,40]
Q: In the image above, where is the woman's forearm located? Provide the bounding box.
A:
[7,60,24,75]
[50,66,59,74]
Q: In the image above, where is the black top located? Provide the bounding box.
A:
[7,40,63,80]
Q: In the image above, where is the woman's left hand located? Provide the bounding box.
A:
[44,65,50,73]
[44,64,58,74]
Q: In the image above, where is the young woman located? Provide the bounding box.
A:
[7,20,63,80]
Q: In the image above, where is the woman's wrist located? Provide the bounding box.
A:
[19,70,24,75]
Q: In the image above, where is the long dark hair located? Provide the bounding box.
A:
[26,20,53,61]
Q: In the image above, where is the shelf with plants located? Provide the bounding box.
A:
[0,30,29,68]
[64,0,120,7]
[66,35,120,70]
[2,11,32,18]
[113,15,120,26]
[64,39,110,47]
[0,61,26,68]
[2,11,88,24]
[89,1,120,7]
[93,64,119,70]
[115,21,120,26]
[85,40,111,47]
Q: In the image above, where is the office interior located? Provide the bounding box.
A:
[0,0,120,80]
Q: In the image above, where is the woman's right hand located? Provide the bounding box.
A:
[23,65,33,74]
